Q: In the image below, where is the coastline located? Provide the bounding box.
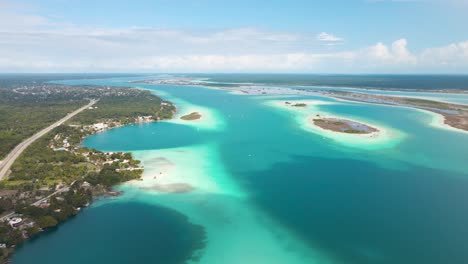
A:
[130,77,468,95]
[417,108,468,135]
[0,88,177,262]
[134,85,224,131]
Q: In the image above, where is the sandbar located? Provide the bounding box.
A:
[140,183,194,193]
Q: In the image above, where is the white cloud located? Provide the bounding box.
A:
[420,41,468,67]
[366,39,417,64]
[317,32,343,43]
[0,2,467,73]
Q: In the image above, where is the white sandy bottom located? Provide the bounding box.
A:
[265,99,405,149]
[169,103,223,131]
[138,86,224,131]
[120,144,334,264]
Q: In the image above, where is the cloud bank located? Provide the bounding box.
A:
[0,2,467,73]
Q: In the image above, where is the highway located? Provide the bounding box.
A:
[0,99,97,180]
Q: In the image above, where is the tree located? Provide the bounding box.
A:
[37,216,58,229]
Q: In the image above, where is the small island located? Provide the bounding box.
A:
[312,117,378,134]
[180,112,202,121]
[285,102,307,107]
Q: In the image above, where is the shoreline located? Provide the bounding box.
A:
[307,114,382,139]
[130,78,468,95]
[180,112,203,121]
[132,78,468,134]
[0,88,177,262]
[205,84,468,133]
[311,116,379,134]
[265,99,402,149]
[324,93,468,133]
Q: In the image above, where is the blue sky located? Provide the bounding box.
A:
[1,0,467,73]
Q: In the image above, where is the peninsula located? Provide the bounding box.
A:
[0,81,176,262]
[320,90,468,132]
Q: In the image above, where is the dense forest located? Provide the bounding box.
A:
[0,90,85,159]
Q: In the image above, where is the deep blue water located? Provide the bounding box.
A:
[13,202,205,264]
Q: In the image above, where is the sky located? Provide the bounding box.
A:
[1,0,468,73]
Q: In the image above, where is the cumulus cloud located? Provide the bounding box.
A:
[367,39,417,64]
[420,41,468,67]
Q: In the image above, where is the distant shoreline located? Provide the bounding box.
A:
[130,77,468,95]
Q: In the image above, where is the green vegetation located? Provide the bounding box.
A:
[180,112,202,121]
[6,126,86,187]
[343,129,363,134]
[0,79,176,261]
[401,98,453,110]
[1,124,143,191]
[292,103,307,107]
[312,118,375,134]
[71,92,175,125]
[0,181,96,262]
[0,90,84,159]
[0,84,175,159]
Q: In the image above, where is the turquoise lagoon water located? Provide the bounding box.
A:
[13,77,468,264]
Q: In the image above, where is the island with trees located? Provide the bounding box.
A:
[180,112,202,121]
[311,117,378,134]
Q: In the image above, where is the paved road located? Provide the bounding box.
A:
[0,100,97,180]
[31,181,76,207]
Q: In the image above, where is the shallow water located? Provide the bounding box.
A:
[13,77,468,264]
